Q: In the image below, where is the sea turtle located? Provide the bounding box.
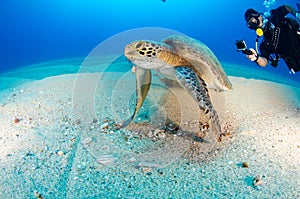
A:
[122,34,232,139]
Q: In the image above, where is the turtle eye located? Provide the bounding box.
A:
[135,42,143,49]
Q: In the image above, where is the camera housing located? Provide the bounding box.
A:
[235,40,247,51]
[235,40,253,55]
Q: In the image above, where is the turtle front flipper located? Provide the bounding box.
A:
[175,66,222,139]
[122,67,152,128]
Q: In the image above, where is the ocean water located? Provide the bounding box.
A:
[0,0,299,81]
[0,0,300,198]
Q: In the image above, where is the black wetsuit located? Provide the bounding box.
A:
[260,5,300,72]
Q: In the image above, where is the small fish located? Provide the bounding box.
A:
[161,0,166,2]
[121,67,151,128]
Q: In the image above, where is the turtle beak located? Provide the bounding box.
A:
[124,45,135,61]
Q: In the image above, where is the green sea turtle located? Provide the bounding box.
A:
[122,34,232,139]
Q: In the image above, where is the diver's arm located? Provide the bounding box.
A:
[272,5,299,21]
[246,48,268,67]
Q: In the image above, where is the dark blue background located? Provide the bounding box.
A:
[0,0,298,81]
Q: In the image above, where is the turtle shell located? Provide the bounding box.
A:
[162,35,232,91]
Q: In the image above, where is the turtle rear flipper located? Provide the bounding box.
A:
[175,66,222,139]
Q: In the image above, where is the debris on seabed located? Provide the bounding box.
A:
[96,155,114,165]
[100,122,109,129]
[154,129,166,139]
[92,118,98,123]
[74,119,81,125]
[82,137,92,146]
[56,150,64,156]
[254,175,263,186]
[242,162,249,168]
[14,117,22,124]
[142,167,152,174]
[227,160,233,165]
[33,190,45,199]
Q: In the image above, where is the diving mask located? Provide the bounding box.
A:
[246,14,261,30]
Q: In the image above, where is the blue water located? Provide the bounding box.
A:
[1,1,300,198]
[0,0,299,85]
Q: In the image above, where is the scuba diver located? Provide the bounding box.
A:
[243,4,300,74]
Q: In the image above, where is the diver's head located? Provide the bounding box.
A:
[244,8,263,30]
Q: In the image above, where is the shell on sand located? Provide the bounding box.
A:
[96,155,114,165]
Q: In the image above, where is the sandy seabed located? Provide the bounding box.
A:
[0,71,299,199]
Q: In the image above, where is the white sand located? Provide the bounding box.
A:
[0,73,299,198]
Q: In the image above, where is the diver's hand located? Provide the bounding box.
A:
[246,48,258,62]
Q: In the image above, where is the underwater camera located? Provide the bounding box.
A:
[235,40,253,55]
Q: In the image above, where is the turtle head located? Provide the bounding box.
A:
[125,40,167,69]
